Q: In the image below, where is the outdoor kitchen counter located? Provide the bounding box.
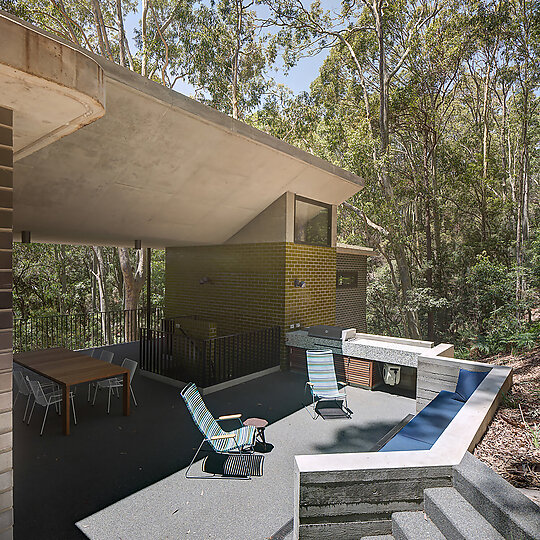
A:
[285,330,435,368]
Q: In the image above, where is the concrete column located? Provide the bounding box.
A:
[0,106,13,540]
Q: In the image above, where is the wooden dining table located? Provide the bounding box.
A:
[14,347,130,435]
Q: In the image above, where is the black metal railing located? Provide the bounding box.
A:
[140,325,281,387]
[14,307,164,353]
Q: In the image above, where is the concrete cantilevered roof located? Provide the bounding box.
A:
[1,11,363,248]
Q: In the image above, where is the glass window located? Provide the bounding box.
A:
[294,196,331,246]
[337,271,358,288]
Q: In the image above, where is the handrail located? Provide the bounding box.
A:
[14,307,164,352]
[140,325,281,387]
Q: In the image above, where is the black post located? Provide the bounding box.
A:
[146,247,152,331]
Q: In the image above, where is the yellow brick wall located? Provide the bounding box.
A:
[165,243,286,336]
[284,244,336,330]
[165,242,337,363]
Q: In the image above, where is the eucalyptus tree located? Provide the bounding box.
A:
[261,0,444,337]
[137,0,277,117]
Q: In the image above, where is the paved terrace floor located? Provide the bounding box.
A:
[13,370,415,540]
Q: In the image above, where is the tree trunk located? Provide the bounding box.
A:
[231,0,243,119]
[141,0,149,76]
[92,246,111,343]
[373,0,420,339]
[118,247,146,340]
[116,0,126,67]
[423,131,434,341]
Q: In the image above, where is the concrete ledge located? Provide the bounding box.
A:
[139,370,186,389]
[201,365,281,395]
[353,333,434,348]
[139,364,281,394]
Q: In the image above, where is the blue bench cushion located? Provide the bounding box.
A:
[379,433,432,452]
[398,391,465,445]
[453,369,488,402]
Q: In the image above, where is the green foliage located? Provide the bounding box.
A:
[13,244,165,319]
[3,0,540,356]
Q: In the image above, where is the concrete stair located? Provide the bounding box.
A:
[392,511,445,540]
[424,487,504,539]
[374,453,540,540]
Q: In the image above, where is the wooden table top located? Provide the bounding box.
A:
[14,347,129,386]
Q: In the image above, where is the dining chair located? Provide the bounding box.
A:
[86,348,96,401]
[92,358,138,413]
[87,349,114,401]
[14,370,56,423]
[26,377,77,435]
[100,350,114,363]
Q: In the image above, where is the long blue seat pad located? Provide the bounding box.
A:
[454,369,489,402]
[379,432,433,452]
[398,391,465,445]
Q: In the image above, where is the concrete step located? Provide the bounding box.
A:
[361,536,394,540]
[392,511,445,540]
[454,453,540,540]
[424,487,505,540]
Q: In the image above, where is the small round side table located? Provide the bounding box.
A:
[243,417,269,450]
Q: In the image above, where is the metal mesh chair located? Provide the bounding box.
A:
[180,383,258,478]
[14,370,55,423]
[100,350,114,363]
[92,358,138,413]
[305,349,350,419]
[87,349,115,401]
[26,377,77,435]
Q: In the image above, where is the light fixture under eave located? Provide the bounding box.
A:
[21,231,31,244]
[134,240,142,249]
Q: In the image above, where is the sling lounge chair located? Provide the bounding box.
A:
[181,383,261,478]
[305,349,351,419]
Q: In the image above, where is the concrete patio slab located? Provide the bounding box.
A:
[75,373,415,540]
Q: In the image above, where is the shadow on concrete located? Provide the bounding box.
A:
[313,419,405,454]
[13,370,307,540]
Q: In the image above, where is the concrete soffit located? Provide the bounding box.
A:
[0,11,105,159]
[2,10,365,248]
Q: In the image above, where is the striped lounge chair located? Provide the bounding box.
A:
[305,349,351,419]
[181,383,261,478]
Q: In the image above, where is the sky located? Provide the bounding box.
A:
[123,2,338,97]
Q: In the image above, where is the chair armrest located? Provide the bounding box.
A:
[210,433,235,441]
[218,414,242,420]
[306,381,314,386]
[337,382,347,388]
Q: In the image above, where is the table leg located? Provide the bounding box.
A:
[123,372,130,416]
[63,384,70,436]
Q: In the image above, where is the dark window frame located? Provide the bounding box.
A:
[336,270,358,289]
[294,195,332,247]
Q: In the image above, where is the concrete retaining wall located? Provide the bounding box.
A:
[416,350,489,413]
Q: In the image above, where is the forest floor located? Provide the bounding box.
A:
[474,346,540,491]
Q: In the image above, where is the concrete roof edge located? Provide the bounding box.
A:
[0,9,364,191]
[336,242,377,256]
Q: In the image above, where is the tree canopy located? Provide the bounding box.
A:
[3,0,540,355]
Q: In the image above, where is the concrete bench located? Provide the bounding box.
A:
[379,370,488,452]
